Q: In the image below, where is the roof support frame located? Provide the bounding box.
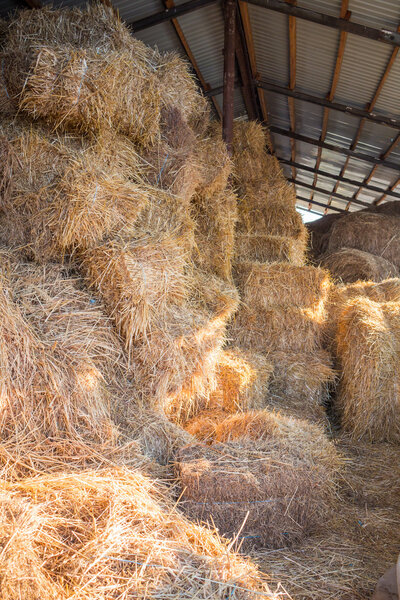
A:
[289,178,371,208]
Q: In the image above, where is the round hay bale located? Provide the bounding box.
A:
[319,247,398,283]
[327,212,400,269]
[375,201,400,217]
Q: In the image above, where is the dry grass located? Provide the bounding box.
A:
[325,277,400,343]
[132,272,239,418]
[328,212,400,269]
[235,234,306,266]
[335,297,400,442]
[184,408,230,443]
[192,187,238,281]
[234,262,331,310]
[176,431,340,549]
[82,233,190,353]
[0,468,277,599]
[196,123,233,197]
[266,350,336,425]
[319,247,398,283]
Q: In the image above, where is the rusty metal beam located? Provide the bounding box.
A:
[296,194,346,213]
[289,178,371,208]
[223,0,236,154]
[309,0,349,208]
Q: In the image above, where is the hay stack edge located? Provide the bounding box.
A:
[0,5,397,600]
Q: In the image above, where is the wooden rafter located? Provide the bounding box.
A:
[286,0,296,178]
[235,10,260,120]
[238,1,275,152]
[163,0,222,118]
[223,0,236,154]
[289,178,370,209]
[309,0,349,208]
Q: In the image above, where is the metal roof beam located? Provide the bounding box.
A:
[296,195,345,213]
[270,126,400,171]
[280,158,400,199]
[242,0,400,47]
[256,80,400,129]
[289,178,371,208]
[130,0,218,32]
[223,0,236,154]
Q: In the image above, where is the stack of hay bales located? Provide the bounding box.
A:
[0,5,239,434]
[229,122,335,423]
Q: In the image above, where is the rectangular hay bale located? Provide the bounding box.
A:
[235,233,306,266]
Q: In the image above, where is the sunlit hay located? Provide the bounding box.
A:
[319,247,398,283]
[234,261,331,311]
[335,297,400,442]
[5,5,136,54]
[192,187,238,281]
[176,436,340,549]
[256,503,400,600]
[235,233,306,265]
[185,408,229,442]
[8,45,160,144]
[196,123,233,197]
[0,469,276,600]
[266,350,336,424]
[152,49,210,135]
[0,269,123,473]
[214,410,342,472]
[325,277,400,344]
[122,408,195,465]
[82,233,189,353]
[206,347,273,414]
[133,274,239,416]
[328,211,400,269]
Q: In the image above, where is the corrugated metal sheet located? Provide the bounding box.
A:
[296,20,339,96]
[248,5,288,86]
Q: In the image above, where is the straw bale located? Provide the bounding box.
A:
[230,303,326,354]
[325,277,400,343]
[235,233,306,265]
[7,45,160,143]
[206,347,273,413]
[196,124,232,197]
[82,233,189,351]
[237,187,305,239]
[335,297,400,442]
[376,200,400,216]
[0,468,276,599]
[336,434,400,510]
[306,212,343,259]
[266,350,336,424]
[133,273,239,416]
[185,408,229,442]
[234,261,331,310]
[319,247,398,283]
[5,5,136,54]
[123,408,195,465]
[328,212,400,269]
[0,124,148,259]
[176,436,339,549]
[192,187,238,281]
[153,49,210,135]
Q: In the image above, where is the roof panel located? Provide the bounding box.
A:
[348,0,400,30]
[133,21,179,54]
[373,53,400,117]
[248,5,288,86]
[296,20,338,96]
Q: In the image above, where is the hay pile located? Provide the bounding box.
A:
[319,247,398,283]
[0,468,277,599]
[176,410,341,549]
[334,296,400,442]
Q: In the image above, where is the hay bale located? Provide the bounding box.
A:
[0,125,149,259]
[195,124,232,197]
[267,350,336,424]
[235,233,306,265]
[306,212,343,260]
[4,45,160,143]
[0,468,275,599]
[207,347,273,413]
[325,277,400,343]
[234,261,330,310]
[319,247,398,283]
[328,212,400,269]
[192,188,238,281]
[133,273,239,417]
[176,432,340,548]
[82,233,190,351]
[185,408,230,442]
[376,200,400,216]
[335,297,400,442]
